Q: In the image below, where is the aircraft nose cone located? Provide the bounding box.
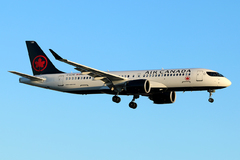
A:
[219,78,231,88]
[226,79,232,87]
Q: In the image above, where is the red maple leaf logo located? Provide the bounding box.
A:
[185,76,190,81]
[32,55,48,72]
[35,58,45,68]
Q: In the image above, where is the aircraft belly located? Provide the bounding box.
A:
[64,86,112,94]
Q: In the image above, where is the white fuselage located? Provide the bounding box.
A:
[10,41,232,108]
[19,68,231,95]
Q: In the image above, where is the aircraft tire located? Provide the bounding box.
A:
[208,98,214,103]
[112,96,121,103]
[129,102,137,109]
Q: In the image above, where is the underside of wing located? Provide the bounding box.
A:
[150,81,167,88]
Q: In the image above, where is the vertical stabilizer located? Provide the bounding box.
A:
[26,41,63,75]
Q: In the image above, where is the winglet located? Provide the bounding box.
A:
[49,49,63,60]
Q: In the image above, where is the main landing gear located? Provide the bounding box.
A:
[208,90,215,103]
[112,95,139,109]
[129,95,139,109]
[112,95,121,103]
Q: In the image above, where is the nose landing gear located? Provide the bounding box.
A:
[208,90,215,103]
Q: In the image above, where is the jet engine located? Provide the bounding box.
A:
[125,79,151,94]
[149,91,176,104]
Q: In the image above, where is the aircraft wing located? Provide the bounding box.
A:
[9,71,46,81]
[49,49,127,84]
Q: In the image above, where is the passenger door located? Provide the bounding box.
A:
[196,71,203,81]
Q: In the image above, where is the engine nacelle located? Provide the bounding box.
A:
[125,79,151,94]
[149,91,176,104]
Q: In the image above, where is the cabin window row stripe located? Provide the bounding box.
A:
[66,77,92,80]
[65,73,191,80]
[118,73,191,78]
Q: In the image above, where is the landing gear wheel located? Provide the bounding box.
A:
[112,96,121,103]
[208,98,214,103]
[208,90,215,103]
[128,95,139,109]
[129,102,137,109]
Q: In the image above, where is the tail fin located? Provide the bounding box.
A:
[26,41,64,75]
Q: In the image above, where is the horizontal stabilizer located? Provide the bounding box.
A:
[9,71,46,81]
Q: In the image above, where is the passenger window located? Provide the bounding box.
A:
[83,77,85,79]
[158,74,160,77]
[167,74,169,76]
[86,77,88,79]
[66,77,68,80]
[89,77,91,79]
[143,75,145,77]
[164,74,166,77]
[170,74,172,76]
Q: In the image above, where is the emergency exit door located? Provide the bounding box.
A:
[58,75,64,86]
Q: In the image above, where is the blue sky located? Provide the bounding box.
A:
[1,0,240,159]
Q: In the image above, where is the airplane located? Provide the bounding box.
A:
[9,41,232,109]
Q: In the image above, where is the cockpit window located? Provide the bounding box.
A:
[207,72,224,77]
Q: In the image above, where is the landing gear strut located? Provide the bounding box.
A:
[129,95,139,109]
[112,95,121,103]
[208,90,215,103]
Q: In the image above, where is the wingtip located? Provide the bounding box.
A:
[49,49,63,60]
